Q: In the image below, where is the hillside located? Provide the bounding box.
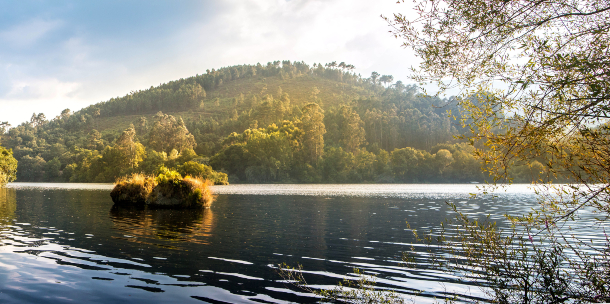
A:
[0,60,529,184]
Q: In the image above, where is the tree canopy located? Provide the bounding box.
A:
[2,60,497,184]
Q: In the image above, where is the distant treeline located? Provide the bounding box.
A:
[0,61,548,183]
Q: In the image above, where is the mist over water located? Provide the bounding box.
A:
[0,184,590,303]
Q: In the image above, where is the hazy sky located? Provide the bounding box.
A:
[0,0,418,126]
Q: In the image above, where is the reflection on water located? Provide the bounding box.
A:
[110,206,215,246]
[0,184,604,303]
[0,188,16,226]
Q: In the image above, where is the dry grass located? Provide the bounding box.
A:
[182,176,215,208]
[111,173,157,205]
[111,172,215,208]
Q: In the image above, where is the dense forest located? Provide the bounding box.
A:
[0,61,546,183]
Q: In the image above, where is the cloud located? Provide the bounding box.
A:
[174,0,418,76]
[0,19,64,49]
[5,78,80,100]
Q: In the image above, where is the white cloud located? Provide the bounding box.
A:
[0,19,63,48]
[5,78,80,100]
[171,0,419,79]
[0,77,83,125]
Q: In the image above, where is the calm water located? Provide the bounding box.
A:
[0,183,597,303]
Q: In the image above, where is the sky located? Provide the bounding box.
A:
[0,0,419,127]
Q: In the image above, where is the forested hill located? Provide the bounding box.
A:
[1,60,542,184]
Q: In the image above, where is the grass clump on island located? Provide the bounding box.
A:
[111,166,216,208]
[111,173,157,205]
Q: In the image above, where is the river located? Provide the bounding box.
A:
[0,183,574,303]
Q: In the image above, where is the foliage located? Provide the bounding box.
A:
[111,173,157,206]
[388,0,610,301]
[338,105,366,153]
[17,155,46,182]
[1,60,473,184]
[300,103,326,165]
[177,161,228,185]
[0,145,17,186]
[155,165,183,185]
[147,112,196,153]
[111,168,214,208]
[180,176,214,208]
[150,166,214,208]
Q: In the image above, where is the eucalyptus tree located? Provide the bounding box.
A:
[147,112,196,154]
[338,106,366,154]
[300,103,326,165]
[115,124,145,170]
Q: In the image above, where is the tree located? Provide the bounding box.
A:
[300,103,326,165]
[147,112,196,153]
[60,109,71,120]
[177,161,228,185]
[433,148,453,177]
[379,75,394,87]
[115,124,145,170]
[44,158,61,181]
[0,122,10,134]
[388,0,610,301]
[17,155,46,182]
[86,130,104,150]
[30,113,47,128]
[135,116,148,135]
[0,145,17,185]
[390,147,427,182]
[369,72,380,84]
[338,106,366,153]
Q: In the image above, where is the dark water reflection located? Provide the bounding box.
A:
[0,184,574,303]
[110,206,215,246]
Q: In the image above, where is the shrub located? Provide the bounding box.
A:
[110,173,157,206]
[177,161,228,185]
[155,165,183,184]
[182,176,214,207]
[111,167,215,208]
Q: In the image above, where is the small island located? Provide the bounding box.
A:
[111,167,216,208]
